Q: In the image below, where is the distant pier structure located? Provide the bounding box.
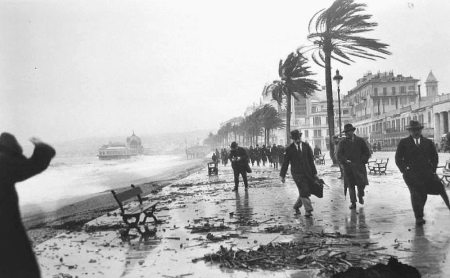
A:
[186,145,209,159]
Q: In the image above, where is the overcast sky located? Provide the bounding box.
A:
[1,0,449,145]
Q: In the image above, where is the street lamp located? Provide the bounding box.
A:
[333,70,343,135]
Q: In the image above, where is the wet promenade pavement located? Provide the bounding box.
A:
[36,152,450,278]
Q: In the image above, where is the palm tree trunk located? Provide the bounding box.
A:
[325,50,337,165]
[286,91,292,143]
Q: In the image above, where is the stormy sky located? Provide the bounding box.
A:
[0,0,449,145]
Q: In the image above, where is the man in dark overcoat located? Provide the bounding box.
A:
[0,133,56,278]
[270,144,279,169]
[228,141,249,192]
[254,144,261,166]
[395,120,438,225]
[260,145,267,166]
[280,130,318,217]
[337,124,371,209]
[248,146,255,166]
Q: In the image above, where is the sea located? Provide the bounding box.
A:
[17,154,198,214]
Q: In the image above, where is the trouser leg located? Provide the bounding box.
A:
[233,170,240,188]
[408,186,427,219]
[357,185,365,198]
[293,176,313,212]
[349,185,357,204]
[300,196,313,212]
[241,171,248,188]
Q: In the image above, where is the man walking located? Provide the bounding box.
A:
[280,130,317,217]
[395,120,438,225]
[228,141,249,192]
[313,145,321,160]
[270,144,279,169]
[337,124,371,209]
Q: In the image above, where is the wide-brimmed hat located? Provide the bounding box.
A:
[406,120,424,130]
[290,129,302,140]
[342,124,356,133]
[0,132,23,154]
[230,141,238,148]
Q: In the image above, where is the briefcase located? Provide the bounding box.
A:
[311,178,324,198]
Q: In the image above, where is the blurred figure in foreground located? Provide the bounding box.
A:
[0,133,56,278]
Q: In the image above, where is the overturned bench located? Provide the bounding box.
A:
[367,158,389,175]
[111,184,159,235]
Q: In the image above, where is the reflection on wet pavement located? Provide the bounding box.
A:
[35,152,450,277]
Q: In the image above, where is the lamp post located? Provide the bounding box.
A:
[333,70,343,135]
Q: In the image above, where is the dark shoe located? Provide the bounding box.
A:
[358,196,364,205]
[416,218,426,226]
[293,206,301,215]
[349,203,356,209]
[232,187,238,192]
[305,211,313,217]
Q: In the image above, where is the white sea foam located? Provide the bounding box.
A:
[16,155,187,209]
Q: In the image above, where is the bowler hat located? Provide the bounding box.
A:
[342,124,356,133]
[230,141,238,148]
[0,132,23,154]
[406,120,424,130]
[290,129,302,140]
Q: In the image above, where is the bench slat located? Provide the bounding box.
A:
[125,201,159,215]
[115,187,143,203]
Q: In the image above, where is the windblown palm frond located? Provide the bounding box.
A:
[307,0,391,66]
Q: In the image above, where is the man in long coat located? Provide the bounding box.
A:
[0,133,56,278]
[280,129,317,217]
[395,120,439,225]
[228,141,249,192]
[337,124,371,209]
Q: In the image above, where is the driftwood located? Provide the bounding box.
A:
[193,236,394,276]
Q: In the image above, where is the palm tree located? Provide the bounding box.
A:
[307,0,391,163]
[270,50,319,142]
[257,104,285,146]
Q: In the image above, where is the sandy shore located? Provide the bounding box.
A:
[24,158,207,246]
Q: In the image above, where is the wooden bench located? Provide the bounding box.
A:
[367,158,389,175]
[111,184,159,235]
[437,159,450,186]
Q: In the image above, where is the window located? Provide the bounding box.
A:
[428,112,431,124]
[392,87,396,95]
[408,85,415,90]
[305,130,309,138]
[390,98,395,105]
[400,86,406,94]
[311,106,317,113]
[374,88,378,96]
[313,117,321,125]
[383,87,387,95]
[314,130,322,137]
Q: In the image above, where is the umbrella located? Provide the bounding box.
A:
[428,174,450,210]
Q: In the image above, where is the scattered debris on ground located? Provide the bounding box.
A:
[193,232,394,276]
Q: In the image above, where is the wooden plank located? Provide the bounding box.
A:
[115,187,143,202]
[125,201,159,215]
